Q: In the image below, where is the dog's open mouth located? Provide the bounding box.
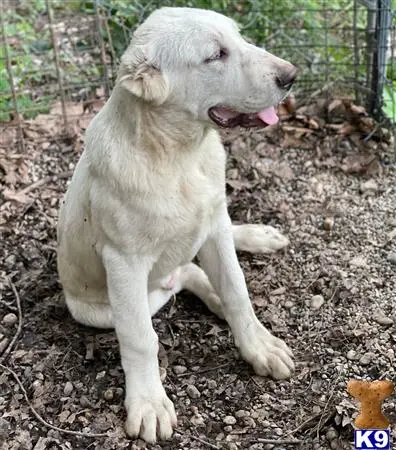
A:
[208,105,279,128]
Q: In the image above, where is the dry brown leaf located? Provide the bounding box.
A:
[328,99,343,113]
[349,103,367,116]
[340,154,379,174]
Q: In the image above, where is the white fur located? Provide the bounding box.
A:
[57,7,294,443]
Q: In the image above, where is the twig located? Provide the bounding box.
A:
[257,438,302,445]
[177,362,230,378]
[175,428,220,449]
[13,170,73,198]
[0,279,23,363]
[0,364,108,439]
[316,375,340,440]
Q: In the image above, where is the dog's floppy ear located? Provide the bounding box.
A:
[118,45,169,105]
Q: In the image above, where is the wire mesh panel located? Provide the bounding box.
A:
[0,0,395,147]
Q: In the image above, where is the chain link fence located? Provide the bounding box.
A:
[1,0,395,149]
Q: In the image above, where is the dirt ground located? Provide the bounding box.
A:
[0,101,395,450]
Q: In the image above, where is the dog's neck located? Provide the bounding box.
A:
[110,86,211,157]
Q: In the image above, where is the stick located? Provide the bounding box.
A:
[177,362,230,378]
[0,364,109,439]
[13,170,73,197]
[257,438,302,444]
[0,279,23,363]
[175,429,220,449]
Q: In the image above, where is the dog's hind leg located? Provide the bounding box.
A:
[232,224,289,254]
[151,264,224,319]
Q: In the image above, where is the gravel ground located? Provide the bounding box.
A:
[0,106,395,450]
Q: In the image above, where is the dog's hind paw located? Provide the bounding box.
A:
[125,391,177,442]
[233,224,289,254]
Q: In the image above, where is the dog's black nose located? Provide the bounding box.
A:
[276,66,297,90]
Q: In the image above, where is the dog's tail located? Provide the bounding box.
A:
[232,224,289,254]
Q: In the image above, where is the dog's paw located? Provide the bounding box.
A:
[125,391,177,443]
[238,321,294,380]
[234,224,289,254]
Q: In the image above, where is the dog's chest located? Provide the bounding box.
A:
[147,164,225,278]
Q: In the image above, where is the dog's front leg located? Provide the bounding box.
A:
[198,206,294,380]
[103,246,176,443]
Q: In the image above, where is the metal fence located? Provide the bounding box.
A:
[0,0,395,149]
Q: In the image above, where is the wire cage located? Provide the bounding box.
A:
[0,0,395,149]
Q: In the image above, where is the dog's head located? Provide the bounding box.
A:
[118,7,296,128]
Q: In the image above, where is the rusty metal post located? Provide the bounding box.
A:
[46,0,68,131]
[0,3,25,152]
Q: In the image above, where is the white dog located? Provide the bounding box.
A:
[57,7,296,443]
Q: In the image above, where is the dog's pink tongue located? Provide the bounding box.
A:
[257,107,279,125]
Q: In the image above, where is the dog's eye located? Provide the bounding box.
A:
[204,48,228,63]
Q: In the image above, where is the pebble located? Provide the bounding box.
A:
[346,350,358,361]
[190,414,205,426]
[244,417,256,428]
[350,256,367,267]
[2,313,18,327]
[103,389,114,401]
[80,395,91,407]
[207,380,217,389]
[235,409,248,418]
[310,294,325,310]
[373,310,394,326]
[326,428,338,440]
[223,416,237,425]
[360,179,378,193]
[173,365,187,375]
[63,381,73,396]
[387,252,396,264]
[186,385,200,399]
[359,352,374,365]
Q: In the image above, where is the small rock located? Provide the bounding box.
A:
[2,313,17,327]
[96,371,106,380]
[323,216,334,231]
[326,428,338,440]
[103,389,114,401]
[359,352,374,365]
[310,295,325,310]
[223,416,237,425]
[244,416,256,428]
[173,365,187,375]
[360,179,378,193]
[4,255,16,267]
[80,395,91,407]
[224,425,233,433]
[373,310,394,326]
[63,381,73,396]
[207,380,217,389]
[350,256,367,268]
[346,350,358,361]
[235,410,248,418]
[186,385,200,399]
[190,414,205,426]
[387,252,396,265]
